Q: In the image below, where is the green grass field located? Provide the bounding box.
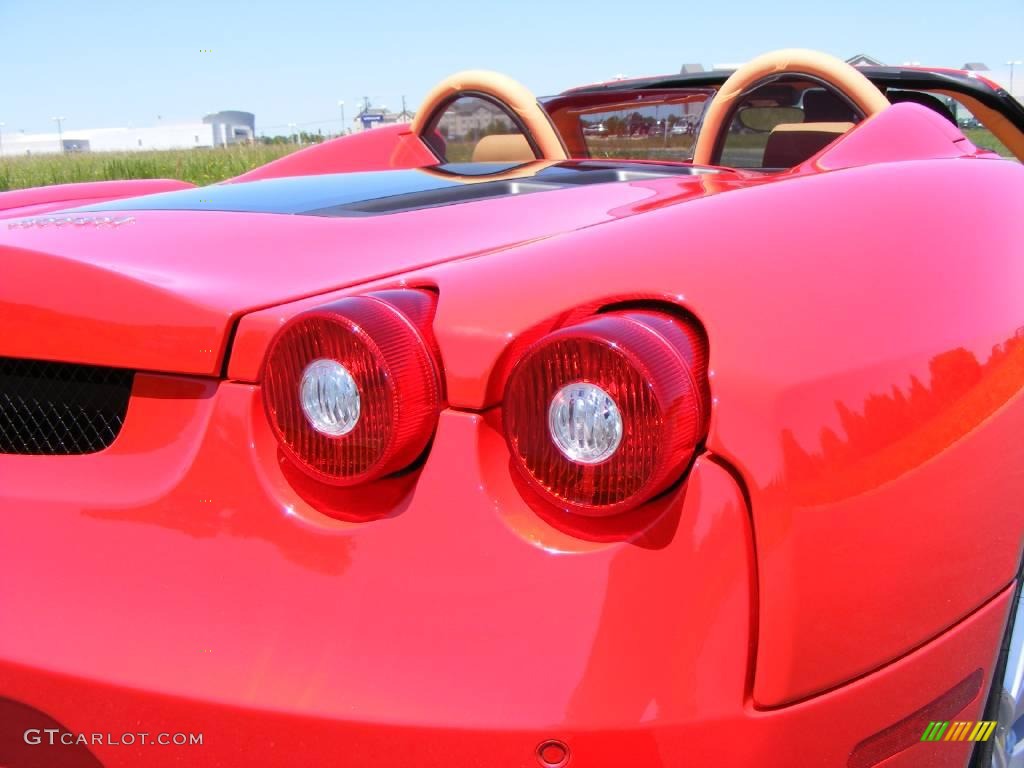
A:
[0,144,299,191]
[0,127,1015,193]
[963,128,1012,157]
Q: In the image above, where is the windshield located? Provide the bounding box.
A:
[542,88,715,164]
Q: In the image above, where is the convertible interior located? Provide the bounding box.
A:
[409,49,1024,172]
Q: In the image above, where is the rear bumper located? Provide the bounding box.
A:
[0,377,1011,767]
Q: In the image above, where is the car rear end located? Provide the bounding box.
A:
[2,158,1021,768]
[0,287,1010,768]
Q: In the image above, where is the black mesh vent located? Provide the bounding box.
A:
[0,358,134,455]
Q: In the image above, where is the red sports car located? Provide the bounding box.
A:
[2,49,1023,768]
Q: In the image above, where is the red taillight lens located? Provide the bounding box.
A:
[261,290,442,486]
[503,310,708,516]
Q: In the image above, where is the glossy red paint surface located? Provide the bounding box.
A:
[3,88,1024,766]
[226,172,749,381]
[0,178,194,217]
[0,178,670,375]
[2,378,747,763]
[200,108,1024,710]
[416,153,1024,705]
[810,102,979,170]
[0,373,1012,766]
[230,124,437,182]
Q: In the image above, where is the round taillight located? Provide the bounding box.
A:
[503,311,708,516]
[262,291,441,486]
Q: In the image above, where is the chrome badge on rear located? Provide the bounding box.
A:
[7,215,136,229]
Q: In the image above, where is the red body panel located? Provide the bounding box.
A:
[0,594,1010,767]
[2,100,1023,766]
[0,377,1011,766]
[415,156,1024,705]
[230,124,437,182]
[224,156,1024,709]
[810,102,981,169]
[0,178,194,218]
[0,179,669,375]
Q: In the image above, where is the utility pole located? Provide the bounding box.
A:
[338,100,345,135]
[1008,60,1022,97]
[52,116,66,153]
[288,122,299,145]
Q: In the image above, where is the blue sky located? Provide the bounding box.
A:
[1,0,1022,136]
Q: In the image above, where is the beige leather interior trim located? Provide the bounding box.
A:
[471,134,536,163]
[932,88,1024,161]
[412,70,569,161]
[770,122,854,134]
[692,49,890,165]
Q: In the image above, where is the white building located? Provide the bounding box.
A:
[0,111,254,156]
[352,107,414,132]
[437,100,513,139]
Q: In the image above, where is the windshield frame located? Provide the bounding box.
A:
[541,87,717,164]
[551,68,1024,162]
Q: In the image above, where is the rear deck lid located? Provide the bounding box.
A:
[0,163,714,375]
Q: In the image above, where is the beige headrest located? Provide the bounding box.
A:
[471,134,536,163]
[763,122,854,167]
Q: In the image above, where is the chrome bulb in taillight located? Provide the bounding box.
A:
[547,382,623,464]
[299,359,361,436]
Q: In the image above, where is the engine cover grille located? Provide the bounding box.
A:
[0,358,134,455]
